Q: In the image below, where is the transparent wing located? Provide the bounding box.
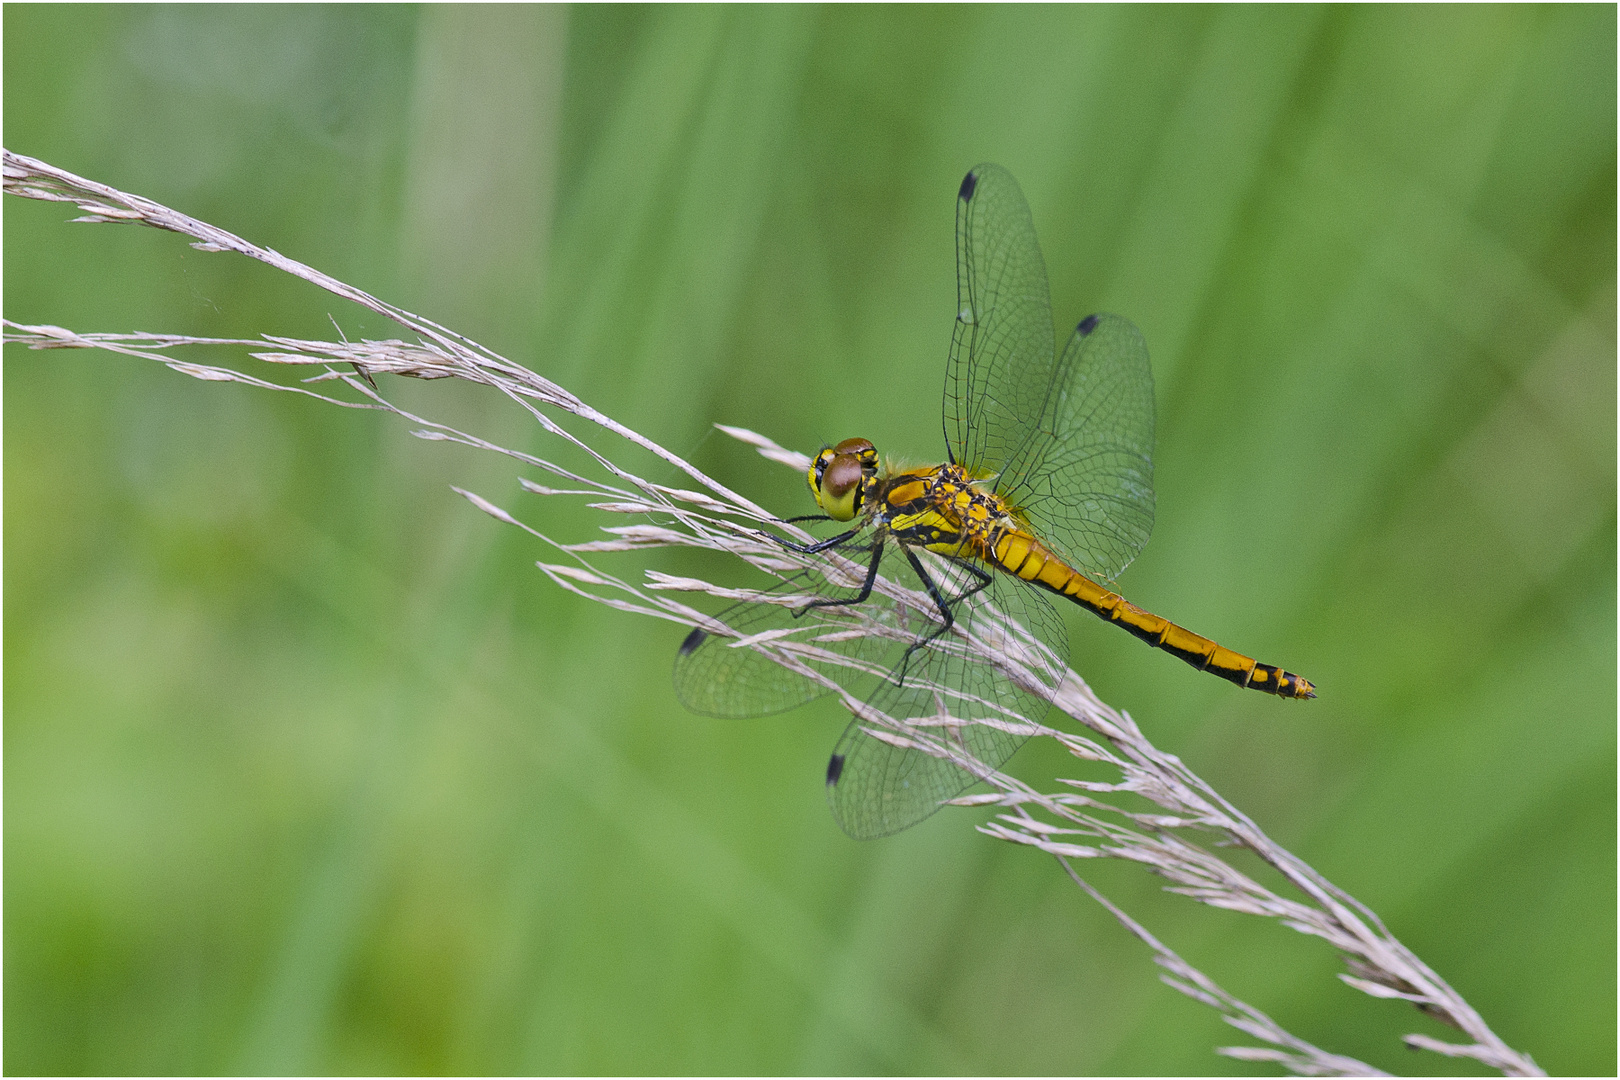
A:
[942,164,1156,582]
[673,539,1068,840]
[996,313,1156,581]
[826,556,1068,840]
[673,541,930,719]
[944,163,1057,481]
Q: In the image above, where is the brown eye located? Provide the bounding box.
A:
[829,437,878,478]
[833,437,875,460]
[822,455,863,499]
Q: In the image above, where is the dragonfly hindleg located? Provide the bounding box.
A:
[893,547,994,687]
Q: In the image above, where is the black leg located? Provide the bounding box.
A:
[894,550,994,684]
[760,513,844,552]
[773,526,863,555]
[957,560,995,602]
[797,538,884,615]
[902,545,958,635]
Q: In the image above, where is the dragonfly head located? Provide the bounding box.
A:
[809,438,879,522]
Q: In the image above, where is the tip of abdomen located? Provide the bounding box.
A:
[1279,672,1316,699]
[1251,662,1316,698]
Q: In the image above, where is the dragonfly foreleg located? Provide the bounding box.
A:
[770,525,863,555]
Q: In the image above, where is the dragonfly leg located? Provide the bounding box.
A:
[893,548,993,685]
[772,526,863,555]
[795,538,884,616]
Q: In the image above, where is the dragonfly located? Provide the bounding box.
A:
[675,163,1313,840]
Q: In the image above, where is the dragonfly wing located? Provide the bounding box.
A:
[672,545,926,718]
[827,561,1068,839]
[945,164,1058,481]
[673,578,840,717]
[997,312,1155,581]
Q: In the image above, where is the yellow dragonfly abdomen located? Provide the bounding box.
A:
[986,526,1315,698]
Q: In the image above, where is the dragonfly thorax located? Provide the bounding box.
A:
[809,437,880,521]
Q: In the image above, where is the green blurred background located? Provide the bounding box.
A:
[5,5,1613,1075]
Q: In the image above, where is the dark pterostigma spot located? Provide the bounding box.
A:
[826,753,845,786]
[1077,314,1100,336]
[958,170,977,201]
[678,626,708,656]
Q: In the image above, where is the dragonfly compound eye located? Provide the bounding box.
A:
[832,436,877,462]
[817,452,867,521]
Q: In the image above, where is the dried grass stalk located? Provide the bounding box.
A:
[3,148,1543,1077]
